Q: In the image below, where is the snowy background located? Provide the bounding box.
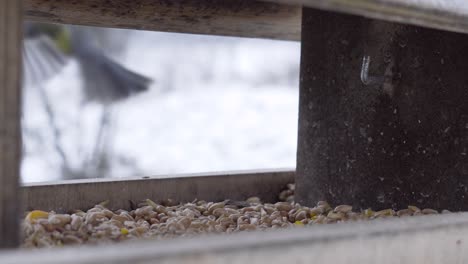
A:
[22,29,300,183]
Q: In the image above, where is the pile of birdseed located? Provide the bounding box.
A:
[22,183,449,248]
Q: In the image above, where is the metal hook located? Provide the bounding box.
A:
[361,55,384,86]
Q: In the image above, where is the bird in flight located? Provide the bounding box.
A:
[22,22,152,103]
[22,22,152,179]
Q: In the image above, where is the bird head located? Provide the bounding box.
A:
[24,22,72,54]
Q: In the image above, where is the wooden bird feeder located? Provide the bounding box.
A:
[2,0,468,262]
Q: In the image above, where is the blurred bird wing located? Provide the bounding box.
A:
[68,25,129,59]
[79,53,152,103]
[23,35,69,86]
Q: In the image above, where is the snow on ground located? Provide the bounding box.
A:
[21,30,300,182]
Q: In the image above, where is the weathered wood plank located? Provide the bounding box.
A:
[296,7,468,211]
[0,0,23,248]
[24,0,301,40]
[21,169,294,212]
[24,0,468,40]
[3,213,468,263]
[265,0,468,35]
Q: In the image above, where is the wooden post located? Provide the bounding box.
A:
[296,7,468,211]
[0,0,22,248]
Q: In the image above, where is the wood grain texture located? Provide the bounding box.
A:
[21,169,294,212]
[23,0,468,40]
[265,0,468,35]
[0,0,22,248]
[3,212,468,263]
[24,0,301,40]
[296,7,468,211]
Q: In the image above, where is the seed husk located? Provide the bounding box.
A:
[275,202,292,212]
[294,210,308,221]
[334,205,353,213]
[422,208,438,215]
[396,209,413,217]
[246,197,261,204]
[374,209,395,218]
[208,202,225,214]
[21,183,456,248]
[408,205,421,213]
[48,214,72,226]
[327,211,345,220]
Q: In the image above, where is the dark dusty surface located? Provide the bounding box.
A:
[296,8,468,211]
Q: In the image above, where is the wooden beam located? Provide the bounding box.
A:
[295,7,468,210]
[24,0,468,40]
[21,169,294,212]
[23,0,302,41]
[3,212,468,263]
[265,0,468,35]
[0,0,22,248]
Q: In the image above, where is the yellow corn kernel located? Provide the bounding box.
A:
[25,210,49,223]
[120,228,129,235]
[146,199,158,209]
[294,221,304,226]
[364,209,374,217]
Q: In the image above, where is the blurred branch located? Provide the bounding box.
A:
[36,83,71,170]
[23,45,71,171]
[84,106,113,178]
